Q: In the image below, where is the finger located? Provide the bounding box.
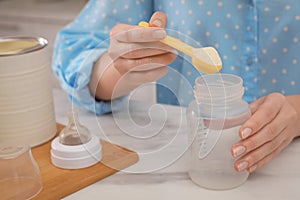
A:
[114,52,176,74]
[247,139,290,172]
[239,93,285,139]
[109,41,175,60]
[232,104,289,158]
[233,128,287,172]
[249,96,266,114]
[111,24,166,43]
[121,48,169,59]
[149,11,168,28]
[121,43,176,59]
[123,66,168,85]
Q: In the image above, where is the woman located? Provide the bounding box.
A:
[53,0,300,173]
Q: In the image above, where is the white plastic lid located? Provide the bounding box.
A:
[50,134,102,169]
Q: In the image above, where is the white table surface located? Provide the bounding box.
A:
[52,89,300,200]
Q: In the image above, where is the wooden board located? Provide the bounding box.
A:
[31,123,139,200]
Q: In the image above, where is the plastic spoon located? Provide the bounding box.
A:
[139,21,222,74]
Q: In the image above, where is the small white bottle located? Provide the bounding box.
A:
[187,74,251,190]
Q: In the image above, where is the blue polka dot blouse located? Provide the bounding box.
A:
[52,0,300,115]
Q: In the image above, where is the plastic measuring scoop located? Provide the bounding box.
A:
[139,21,222,74]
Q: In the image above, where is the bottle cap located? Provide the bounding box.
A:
[50,109,102,169]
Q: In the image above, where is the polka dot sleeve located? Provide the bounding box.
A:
[52,0,153,115]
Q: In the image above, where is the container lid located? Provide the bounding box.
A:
[0,37,48,57]
[50,134,102,169]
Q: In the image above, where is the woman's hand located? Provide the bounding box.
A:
[231,93,300,172]
[89,12,177,100]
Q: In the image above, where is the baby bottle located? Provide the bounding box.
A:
[187,74,251,190]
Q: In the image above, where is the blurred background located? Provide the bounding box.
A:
[0,0,87,88]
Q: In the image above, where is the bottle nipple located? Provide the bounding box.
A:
[59,109,91,146]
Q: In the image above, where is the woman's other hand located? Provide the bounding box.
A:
[231,93,300,172]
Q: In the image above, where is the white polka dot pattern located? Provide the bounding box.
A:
[52,0,300,114]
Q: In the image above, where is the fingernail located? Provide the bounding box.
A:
[152,29,166,39]
[232,145,246,157]
[248,164,257,172]
[152,19,163,27]
[237,161,249,172]
[242,128,252,139]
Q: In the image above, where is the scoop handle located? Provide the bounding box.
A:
[138,21,194,57]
